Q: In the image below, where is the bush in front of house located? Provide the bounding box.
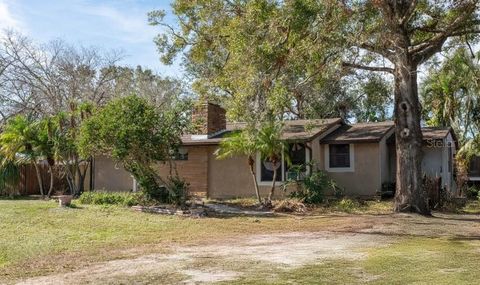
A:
[78,191,148,207]
[466,185,480,199]
[165,175,190,206]
[335,198,360,213]
[289,170,343,204]
[78,95,191,204]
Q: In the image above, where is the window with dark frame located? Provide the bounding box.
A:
[260,158,282,182]
[285,143,307,180]
[172,148,189,160]
[259,143,309,182]
[329,144,350,168]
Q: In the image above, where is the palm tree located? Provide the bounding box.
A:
[422,47,480,141]
[256,121,289,206]
[37,118,56,197]
[0,115,46,198]
[216,128,262,204]
[0,156,20,197]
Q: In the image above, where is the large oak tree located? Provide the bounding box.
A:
[152,0,480,214]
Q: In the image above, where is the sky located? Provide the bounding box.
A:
[0,0,183,77]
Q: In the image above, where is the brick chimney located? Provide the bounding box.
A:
[192,102,227,137]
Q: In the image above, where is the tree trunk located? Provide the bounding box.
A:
[393,55,430,215]
[64,164,78,196]
[267,163,278,205]
[75,160,90,195]
[32,161,44,198]
[248,156,262,205]
[47,164,54,197]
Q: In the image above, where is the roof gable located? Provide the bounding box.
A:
[321,121,395,144]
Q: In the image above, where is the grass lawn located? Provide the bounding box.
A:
[0,199,339,280]
[1,199,480,284]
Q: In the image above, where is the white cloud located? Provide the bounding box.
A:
[75,2,157,44]
[0,0,24,32]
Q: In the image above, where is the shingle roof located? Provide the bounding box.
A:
[281,118,343,140]
[182,119,456,146]
[181,118,343,146]
[321,121,395,144]
[422,127,452,140]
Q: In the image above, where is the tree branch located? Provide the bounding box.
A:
[400,0,418,27]
[411,2,479,64]
[342,62,394,74]
[356,42,395,61]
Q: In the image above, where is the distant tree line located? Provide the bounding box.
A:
[0,31,191,200]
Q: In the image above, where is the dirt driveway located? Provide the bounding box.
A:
[14,213,480,285]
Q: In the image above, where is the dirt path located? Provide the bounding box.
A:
[16,232,391,285]
[13,213,480,285]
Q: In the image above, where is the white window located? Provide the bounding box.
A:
[256,143,310,185]
[325,144,354,172]
[172,147,189,160]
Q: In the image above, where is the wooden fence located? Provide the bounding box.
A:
[2,164,67,195]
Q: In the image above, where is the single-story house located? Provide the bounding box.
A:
[89,102,457,198]
[467,156,480,182]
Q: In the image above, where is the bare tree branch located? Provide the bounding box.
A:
[342,62,394,74]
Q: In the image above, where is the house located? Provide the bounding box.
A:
[467,154,480,184]
[89,103,457,198]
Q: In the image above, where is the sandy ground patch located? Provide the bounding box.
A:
[15,232,389,285]
[12,212,480,285]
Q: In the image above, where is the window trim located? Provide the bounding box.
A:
[325,143,355,172]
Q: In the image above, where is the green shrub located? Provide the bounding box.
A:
[466,185,480,199]
[336,198,360,213]
[165,176,190,206]
[78,191,147,207]
[289,170,342,204]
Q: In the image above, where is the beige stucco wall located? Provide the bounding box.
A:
[93,155,133,191]
[379,129,394,185]
[207,145,296,199]
[319,143,382,197]
[92,140,384,198]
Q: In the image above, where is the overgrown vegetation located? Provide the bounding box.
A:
[465,185,480,200]
[79,96,190,204]
[78,191,148,207]
[288,169,343,204]
[0,158,20,197]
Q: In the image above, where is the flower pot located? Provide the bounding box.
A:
[58,195,73,207]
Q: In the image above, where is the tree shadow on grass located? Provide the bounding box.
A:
[0,195,44,201]
[330,229,480,241]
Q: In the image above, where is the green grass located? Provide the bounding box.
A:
[220,238,480,285]
[462,200,480,214]
[0,199,336,280]
[363,237,480,284]
[2,200,480,284]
